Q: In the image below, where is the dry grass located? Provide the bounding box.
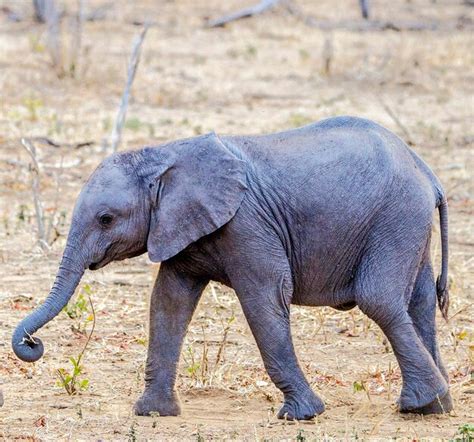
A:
[0,0,472,440]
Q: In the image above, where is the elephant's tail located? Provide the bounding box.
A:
[436,194,449,321]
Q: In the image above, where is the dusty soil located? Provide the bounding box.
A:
[0,0,472,440]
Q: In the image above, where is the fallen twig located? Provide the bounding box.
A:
[32,137,94,149]
[207,0,284,27]
[108,24,150,153]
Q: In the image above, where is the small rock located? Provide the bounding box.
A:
[0,391,4,407]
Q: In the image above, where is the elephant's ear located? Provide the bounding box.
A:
[145,132,247,262]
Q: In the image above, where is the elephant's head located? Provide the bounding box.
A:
[12,133,247,362]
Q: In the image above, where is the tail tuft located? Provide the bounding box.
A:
[436,275,449,321]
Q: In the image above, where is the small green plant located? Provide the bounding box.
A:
[195,425,204,442]
[193,125,203,135]
[125,117,143,131]
[128,421,138,442]
[63,284,94,334]
[353,380,371,402]
[245,44,257,59]
[296,428,306,441]
[134,336,147,346]
[29,34,45,53]
[185,345,201,383]
[56,295,95,395]
[453,424,474,442]
[17,204,29,223]
[23,97,43,121]
[353,380,364,393]
[452,329,470,352]
[299,49,310,61]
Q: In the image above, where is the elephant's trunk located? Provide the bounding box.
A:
[12,246,84,362]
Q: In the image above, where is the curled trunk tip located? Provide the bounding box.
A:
[12,327,44,362]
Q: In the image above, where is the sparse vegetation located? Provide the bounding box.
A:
[453,424,474,442]
[0,0,472,439]
[63,284,94,334]
[56,294,95,395]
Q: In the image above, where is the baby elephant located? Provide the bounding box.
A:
[13,116,452,419]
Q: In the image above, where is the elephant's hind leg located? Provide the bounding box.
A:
[406,254,453,413]
[355,235,450,414]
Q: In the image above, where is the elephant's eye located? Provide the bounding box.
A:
[99,214,113,226]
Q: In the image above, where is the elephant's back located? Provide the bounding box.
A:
[225,116,401,173]
[225,116,434,205]
[226,116,398,200]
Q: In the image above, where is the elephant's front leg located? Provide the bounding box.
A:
[231,261,325,420]
[134,262,208,416]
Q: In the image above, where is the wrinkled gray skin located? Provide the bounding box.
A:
[13,117,452,419]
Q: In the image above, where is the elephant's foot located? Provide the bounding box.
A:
[398,378,451,415]
[399,390,453,415]
[277,389,325,420]
[134,389,181,416]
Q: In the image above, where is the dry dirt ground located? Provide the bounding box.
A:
[0,0,473,440]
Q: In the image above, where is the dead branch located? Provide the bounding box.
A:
[108,24,150,153]
[207,0,284,27]
[20,138,49,252]
[31,137,94,149]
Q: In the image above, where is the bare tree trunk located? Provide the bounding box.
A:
[359,0,370,19]
[108,25,150,153]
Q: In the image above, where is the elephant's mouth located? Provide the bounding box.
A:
[88,244,146,271]
[88,246,113,270]
[89,258,109,271]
